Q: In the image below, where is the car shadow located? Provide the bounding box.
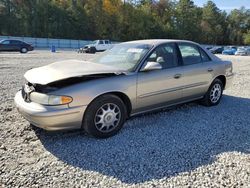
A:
[34,95,250,184]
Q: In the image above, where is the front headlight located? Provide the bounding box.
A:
[48,95,73,105]
[30,92,73,105]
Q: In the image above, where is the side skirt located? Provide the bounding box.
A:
[130,96,204,117]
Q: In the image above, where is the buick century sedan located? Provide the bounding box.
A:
[15,40,234,138]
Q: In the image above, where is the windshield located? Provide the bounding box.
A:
[89,40,98,45]
[91,43,152,71]
[225,47,236,50]
[238,47,245,51]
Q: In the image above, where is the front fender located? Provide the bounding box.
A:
[50,74,137,109]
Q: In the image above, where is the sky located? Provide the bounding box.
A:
[193,0,250,11]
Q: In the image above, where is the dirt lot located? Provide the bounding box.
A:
[0,50,249,187]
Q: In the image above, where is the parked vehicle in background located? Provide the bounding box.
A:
[205,46,213,50]
[235,47,250,56]
[0,39,34,53]
[209,46,224,54]
[78,40,113,53]
[222,46,237,55]
[15,39,234,138]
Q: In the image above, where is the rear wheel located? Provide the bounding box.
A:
[20,47,28,53]
[83,94,127,138]
[201,79,223,106]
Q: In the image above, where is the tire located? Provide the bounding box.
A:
[83,94,127,138]
[201,78,223,106]
[20,47,28,53]
[89,47,96,54]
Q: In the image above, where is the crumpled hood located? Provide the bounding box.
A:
[24,60,123,85]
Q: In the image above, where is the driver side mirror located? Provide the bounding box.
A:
[141,61,162,72]
[156,57,164,63]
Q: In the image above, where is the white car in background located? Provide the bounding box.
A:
[235,47,250,56]
[79,40,114,53]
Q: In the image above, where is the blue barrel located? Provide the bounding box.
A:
[51,45,56,52]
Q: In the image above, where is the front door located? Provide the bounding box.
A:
[136,43,183,112]
[97,40,105,51]
[0,40,11,51]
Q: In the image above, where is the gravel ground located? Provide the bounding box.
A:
[0,50,249,187]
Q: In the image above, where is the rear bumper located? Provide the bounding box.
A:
[222,52,233,55]
[28,46,34,51]
[15,91,86,130]
[225,73,234,89]
[235,52,247,56]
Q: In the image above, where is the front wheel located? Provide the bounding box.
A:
[89,47,96,53]
[201,79,223,106]
[83,94,127,138]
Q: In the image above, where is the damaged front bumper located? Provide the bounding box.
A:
[14,91,86,131]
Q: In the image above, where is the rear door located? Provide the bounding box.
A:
[136,43,184,111]
[10,40,22,51]
[177,43,216,99]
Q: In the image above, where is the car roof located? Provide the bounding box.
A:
[122,39,199,46]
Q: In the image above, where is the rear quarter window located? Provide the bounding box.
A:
[199,48,211,62]
[10,40,22,44]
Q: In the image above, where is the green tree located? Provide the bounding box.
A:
[243,30,250,45]
[0,0,249,45]
[200,1,227,44]
[174,0,202,42]
[227,7,250,45]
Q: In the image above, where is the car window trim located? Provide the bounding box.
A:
[198,47,212,62]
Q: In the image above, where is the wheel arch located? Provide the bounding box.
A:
[108,91,132,116]
[83,91,132,119]
[214,75,226,89]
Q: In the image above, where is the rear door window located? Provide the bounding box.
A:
[178,44,202,65]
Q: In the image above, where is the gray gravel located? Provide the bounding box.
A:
[0,50,249,187]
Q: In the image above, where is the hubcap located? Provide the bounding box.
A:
[94,103,121,133]
[210,83,222,103]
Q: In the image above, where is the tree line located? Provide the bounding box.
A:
[0,0,250,45]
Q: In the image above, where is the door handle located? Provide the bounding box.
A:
[174,74,182,79]
[208,68,213,72]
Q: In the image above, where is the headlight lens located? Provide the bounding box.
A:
[30,92,73,105]
[48,95,73,105]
